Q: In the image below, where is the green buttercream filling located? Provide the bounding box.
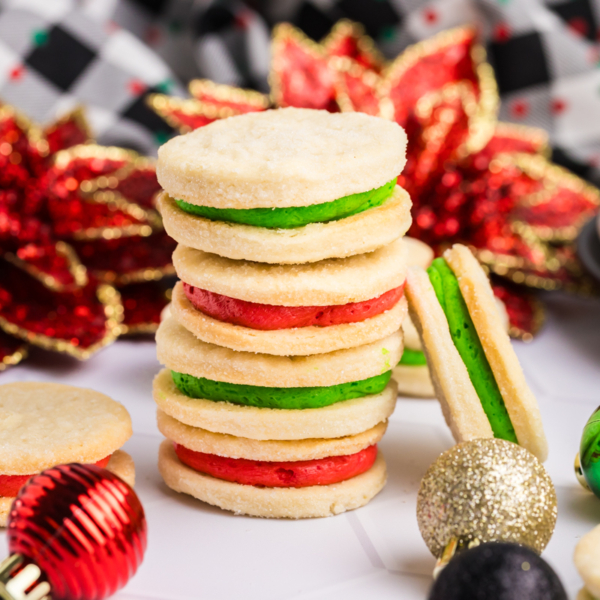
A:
[398,348,427,366]
[427,258,518,443]
[171,370,391,410]
[175,178,397,229]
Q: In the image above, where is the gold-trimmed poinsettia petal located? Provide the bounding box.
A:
[270,23,337,111]
[0,329,28,371]
[0,258,123,359]
[508,153,600,242]
[482,122,550,159]
[0,102,49,166]
[44,144,161,241]
[400,82,472,199]
[322,19,384,73]
[43,106,92,154]
[70,231,176,285]
[4,240,87,292]
[188,79,270,112]
[147,95,238,133]
[380,26,480,126]
[80,157,160,210]
[330,56,387,116]
[118,280,171,335]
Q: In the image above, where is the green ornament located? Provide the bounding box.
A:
[578,406,600,498]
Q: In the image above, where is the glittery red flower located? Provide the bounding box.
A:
[149,22,600,338]
[0,104,173,368]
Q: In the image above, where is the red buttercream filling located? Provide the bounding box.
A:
[174,443,378,488]
[182,283,404,330]
[0,455,112,497]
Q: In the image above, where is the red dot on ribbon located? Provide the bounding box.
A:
[9,65,24,81]
[423,8,438,24]
[550,98,567,114]
[510,99,529,119]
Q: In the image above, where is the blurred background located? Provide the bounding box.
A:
[0,0,599,368]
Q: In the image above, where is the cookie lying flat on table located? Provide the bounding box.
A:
[157,108,410,264]
[405,244,548,461]
[0,382,134,526]
[170,239,407,356]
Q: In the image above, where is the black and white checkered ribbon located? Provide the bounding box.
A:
[3,0,600,181]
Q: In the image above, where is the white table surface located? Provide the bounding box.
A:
[1,291,599,600]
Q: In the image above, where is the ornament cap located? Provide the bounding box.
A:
[0,554,50,600]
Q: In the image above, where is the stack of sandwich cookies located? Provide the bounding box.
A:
[405,243,548,461]
[157,108,411,264]
[155,107,411,518]
[0,382,134,526]
[155,318,401,517]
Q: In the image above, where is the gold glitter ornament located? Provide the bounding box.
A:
[417,438,557,558]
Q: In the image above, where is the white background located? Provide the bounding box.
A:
[0,292,599,599]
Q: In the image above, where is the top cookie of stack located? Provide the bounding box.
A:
[157,107,410,264]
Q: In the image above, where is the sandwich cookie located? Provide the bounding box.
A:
[155,317,401,439]
[171,239,408,356]
[0,382,134,526]
[405,244,548,461]
[157,410,387,518]
[393,237,435,398]
[154,368,398,441]
[157,108,410,264]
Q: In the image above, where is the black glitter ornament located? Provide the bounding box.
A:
[428,542,567,600]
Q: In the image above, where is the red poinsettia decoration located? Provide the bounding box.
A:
[0,104,174,369]
[149,20,599,340]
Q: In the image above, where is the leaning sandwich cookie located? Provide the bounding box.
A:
[405,244,548,461]
[170,238,408,356]
[0,382,134,526]
[157,410,387,518]
[157,108,411,264]
[393,238,509,398]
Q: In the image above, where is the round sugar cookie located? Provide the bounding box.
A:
[158,187,412,264]
[157,108,407,209]
[157,316,403,388]
[153,369,398,440]
[0,382,132,475]
[171,282,408,356]
[392,364,435,398]
[0,450,135,527]
[158,440,387,518]
[157,409,386,461]
[173,237,407,306]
